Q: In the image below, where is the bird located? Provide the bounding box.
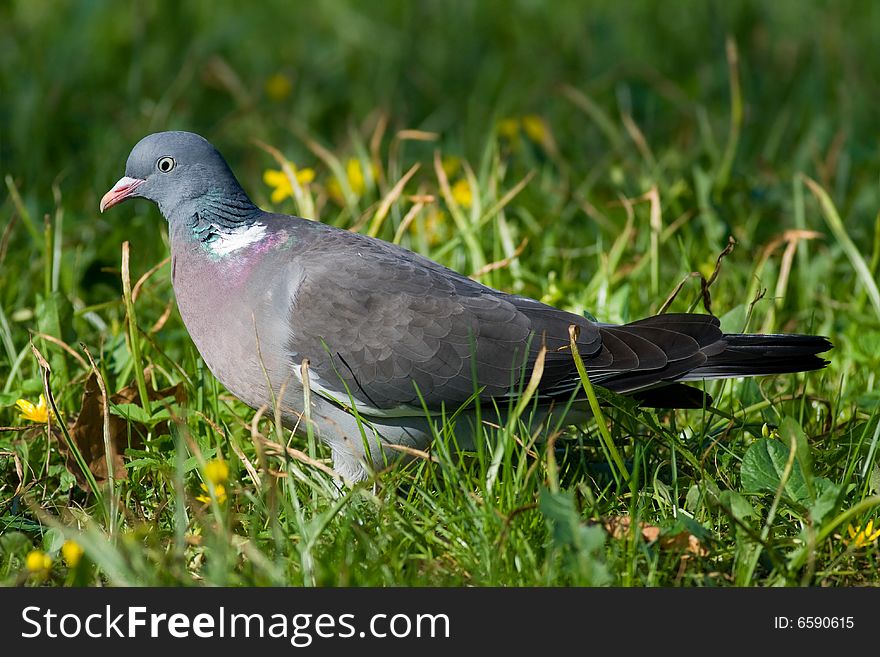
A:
[100,131,832,482]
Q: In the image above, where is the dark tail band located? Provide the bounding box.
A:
[679,333,832,380]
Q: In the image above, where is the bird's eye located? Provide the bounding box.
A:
[156,156,176,173]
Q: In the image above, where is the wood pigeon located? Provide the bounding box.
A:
[101,131,832,482]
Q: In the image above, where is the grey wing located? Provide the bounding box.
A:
[283,227,728,416]
[284,232,603,416]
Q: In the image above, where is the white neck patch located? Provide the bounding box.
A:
[207,223,267,256]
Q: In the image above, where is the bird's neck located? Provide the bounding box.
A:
[169,189,265,258]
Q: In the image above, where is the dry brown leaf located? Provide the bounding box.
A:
[61,372,185,488]
[641,524,662,543]
[603,515,708,556]
[661,531,709,557]
[604,515,658,541]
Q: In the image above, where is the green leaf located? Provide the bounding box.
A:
[109,402,171,427]
[718,490,755,520]
[124,457,162,470]
[781,416,814,497]
[108,332,132,376]
[0,530,32,554]
[741,434,841,525]
[685,484,702,513]
[182,448,217,474]
[809,477,841,526]
[0,392,22,407]
[741,437,809,505]
[540,487,584,546]
[20,378,43,395]
[664,514,711,541]
[109,402,152,424]
[42,527,66,553]
[539,487,610,585]
[58,469,76,492]
[870,464,880,496]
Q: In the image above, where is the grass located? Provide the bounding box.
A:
[2,0,880,587]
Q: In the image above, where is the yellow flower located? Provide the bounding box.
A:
[196,483,227,505]
[16,394,53,423]
[265,73,293,101]
[441,155,462,178]
[450,178,473,209]
[204,459,229,486]
[414,208,449,247]
[521,114,548,144]
[346,158,366,195]
[847,520,880,548]
[327,158,377,204]
[263,165,315,204]
[327,178,343,203]
[196,458,229,505]
[26,549,52,579]
[498,115,550,148]
[497,117,520,140]
[61,540,84,567]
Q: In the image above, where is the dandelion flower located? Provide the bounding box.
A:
[441,155,462,178]
[15,394,53,423]
[847,520,880,548]
[61,540,84,568]
[265,73,293,102]
[196,483,227,505]
[346,158,366,195]
[450,178,473,209]
[521,114,548,144]
[197,458,229,505]
[263,165,315,203]
[497,117,520,140]
[328,158,377,204]
[25,549,52,579]
[204,459,229,486]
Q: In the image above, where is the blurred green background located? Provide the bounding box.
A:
[3,0,878,232]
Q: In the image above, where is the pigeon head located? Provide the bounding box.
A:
[100,131,256,222]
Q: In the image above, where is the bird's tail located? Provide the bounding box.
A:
[677,332,832,381]
[591,314,832,408]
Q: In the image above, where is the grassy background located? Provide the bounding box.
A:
[1,0,879,586]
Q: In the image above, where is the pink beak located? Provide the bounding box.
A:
[100,176,145,213]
